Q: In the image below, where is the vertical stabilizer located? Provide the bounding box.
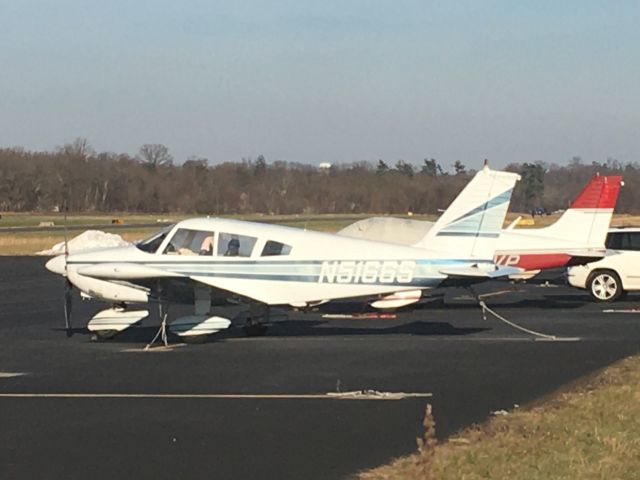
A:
[413,166,520,259]
[536,175,622,246]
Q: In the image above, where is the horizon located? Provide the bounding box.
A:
[4,139,632,172]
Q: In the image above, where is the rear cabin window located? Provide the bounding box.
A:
[164,228,215,255]
[261,240,293,256]
[218,232,257,257]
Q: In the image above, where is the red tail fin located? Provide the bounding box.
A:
[570,175,622,209]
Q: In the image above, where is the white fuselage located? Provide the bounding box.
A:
[53,218,495,306]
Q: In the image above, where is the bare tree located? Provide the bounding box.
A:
[421,158,443,176]
[1,144,639,214]
[59,137,94,158]
[453,160,466,175]
[137,144,173,169]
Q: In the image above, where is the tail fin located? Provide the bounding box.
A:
[537,175,622,245]
[413,166,520,259]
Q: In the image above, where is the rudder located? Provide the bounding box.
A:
[414,166,520,259]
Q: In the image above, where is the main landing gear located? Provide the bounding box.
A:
[89,303,149,341]
[243,303,270,337]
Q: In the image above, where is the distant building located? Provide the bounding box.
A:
[318,162,332,170]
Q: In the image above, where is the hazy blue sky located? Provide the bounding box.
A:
[1,1,638,169]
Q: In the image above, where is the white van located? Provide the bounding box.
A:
[567,227,640,301]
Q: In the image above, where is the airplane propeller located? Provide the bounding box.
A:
[62,204,74,337]
[64,278,73,337]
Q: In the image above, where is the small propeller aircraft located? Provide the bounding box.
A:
[493,174,622,275]
[46,165,521,345]
[339,175,623,277]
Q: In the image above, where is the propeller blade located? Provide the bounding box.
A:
[64,279,73,337]
[61,202,73,337]
[63,205,69,261]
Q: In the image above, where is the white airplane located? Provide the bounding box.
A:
[494,174,622,275]
[339,175,623,278]
[46,166,520,344]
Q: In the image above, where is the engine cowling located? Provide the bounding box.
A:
[68,270,150,303]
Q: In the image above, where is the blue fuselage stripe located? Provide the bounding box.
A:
[68,258,493,287]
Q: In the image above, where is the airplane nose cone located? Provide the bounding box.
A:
[45,255,66,275]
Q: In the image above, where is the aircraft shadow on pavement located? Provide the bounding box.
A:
[411,295,586,311]
[49,286,594,345]
[314,294,581,314]
[238,320,489,338]
[52,319,490,344]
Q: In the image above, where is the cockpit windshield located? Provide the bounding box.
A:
[135,224,175,253]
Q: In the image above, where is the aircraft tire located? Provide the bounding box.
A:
[93,330,119,340]
[243,324,268,337]
[180,334,209,344]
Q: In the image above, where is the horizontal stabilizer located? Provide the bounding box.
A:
[566,249,606,258]
[439,265,522,278]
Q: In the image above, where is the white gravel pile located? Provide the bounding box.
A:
[38,230,130,255]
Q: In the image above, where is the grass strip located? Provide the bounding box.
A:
[359,354,640,480]
[2,213,639,255]
[0,230,155,255]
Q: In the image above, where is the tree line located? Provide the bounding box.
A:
[0,139,638,215]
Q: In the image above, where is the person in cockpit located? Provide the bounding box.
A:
[224,237,240,256]
[199,235,214,255]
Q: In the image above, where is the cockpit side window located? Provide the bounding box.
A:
[135,224,175,253]
[261,240,292,256]
[164,228,215,255]
[218,232,257,257]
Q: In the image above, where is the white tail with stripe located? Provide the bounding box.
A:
[414,166,520,259]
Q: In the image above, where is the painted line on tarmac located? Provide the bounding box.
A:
[534,337,581,342]
[0,391,432,401]
[225,336,558,343]
[0,372,26,379]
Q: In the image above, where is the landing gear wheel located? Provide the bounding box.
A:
[92,330,118,341]
[243,323,268,337]
[588,270,623,302]
[180,334,209,344]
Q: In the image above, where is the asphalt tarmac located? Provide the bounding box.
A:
[1,257,640,479]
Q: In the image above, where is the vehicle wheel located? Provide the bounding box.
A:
[588,270,623,302]
[243,324,268,337]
